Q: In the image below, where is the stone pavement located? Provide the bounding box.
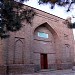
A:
[10,69,75,75]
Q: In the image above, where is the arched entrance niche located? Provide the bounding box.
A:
[13,38,24,64]
[33,22,61,70]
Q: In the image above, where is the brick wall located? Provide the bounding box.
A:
[0,4,74,74]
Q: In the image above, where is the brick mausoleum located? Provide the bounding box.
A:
[0,2,74,74]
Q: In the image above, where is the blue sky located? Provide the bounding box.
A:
[23,0,75,39]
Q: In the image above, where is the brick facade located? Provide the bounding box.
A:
[0,4,74,74]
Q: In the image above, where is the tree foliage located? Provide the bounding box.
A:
[38,0,75,11]
[17,0,75,11]
[0,0,36,38]
[19,0,75,29]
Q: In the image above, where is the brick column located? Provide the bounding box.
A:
[0,38,6,74]
[0,38,3,64]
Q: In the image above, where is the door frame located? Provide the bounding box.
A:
[40,53,48,69]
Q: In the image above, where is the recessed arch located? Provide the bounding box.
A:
[13,38,24,64]
[33,22,61,69]
[33,22,58,38]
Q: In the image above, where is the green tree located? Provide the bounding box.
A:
[0,0,36,75]
[0,0,36,38]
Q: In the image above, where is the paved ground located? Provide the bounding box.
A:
[10,69,75,75]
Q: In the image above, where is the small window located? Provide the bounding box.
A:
[38,32,48,38]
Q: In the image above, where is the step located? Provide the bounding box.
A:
[40,69,55,72]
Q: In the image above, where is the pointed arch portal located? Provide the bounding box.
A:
[33,22,60,69]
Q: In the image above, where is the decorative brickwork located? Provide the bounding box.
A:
[0,4,74,74]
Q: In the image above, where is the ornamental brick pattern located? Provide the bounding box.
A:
[0,4,74,74]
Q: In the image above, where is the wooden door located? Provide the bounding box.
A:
[40,54,48,69]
